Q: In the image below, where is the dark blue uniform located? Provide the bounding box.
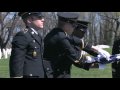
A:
[10,27,45,78]
[43,13,99,78]
[43,12,80,78]
[69,35,98,57]
[43,28,79,78]
[69,35,99,70]
[43,28,99,78]
[112,38,120,78]
[71,20,99,70]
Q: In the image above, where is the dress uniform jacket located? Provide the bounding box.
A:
[10,27,45,78]
[43,28,80,78]
[112,38,120,78]
[43,28,99,78]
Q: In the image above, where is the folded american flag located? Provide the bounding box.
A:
[85,54,120,64]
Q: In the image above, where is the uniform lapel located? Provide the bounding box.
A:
[38,33,44,54]
[28,28,42,45]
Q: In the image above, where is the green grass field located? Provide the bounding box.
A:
[0,59,9,78]
[0,59,112,78]
[0,48,112,78]
[71,64,112,78]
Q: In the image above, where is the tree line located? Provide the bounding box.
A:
[0,12,120,53]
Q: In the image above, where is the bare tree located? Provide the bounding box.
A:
[42,12,58,37]
[0,12,20,52]
[1,12,119,52]
[97,12,120,45]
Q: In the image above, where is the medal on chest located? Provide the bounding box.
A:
[33,50,37,57]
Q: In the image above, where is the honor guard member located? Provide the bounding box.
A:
[72,20,110,69]
[71,20,101,69]
[112,38,120,78]
[72,20,99,58]
[43,13,109,78]
[43,12,80,78]
[9,12,45,78]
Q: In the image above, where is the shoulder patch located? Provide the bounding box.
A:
[23,28,28,33]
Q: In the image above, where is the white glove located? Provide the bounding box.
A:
[85,56,95,63]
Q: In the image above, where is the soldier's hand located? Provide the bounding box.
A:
[90,63,99,68]
[74,60,80,63]
[85,56,95,63]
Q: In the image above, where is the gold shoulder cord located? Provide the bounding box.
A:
[79,39,85,60]
[81,39,84,49]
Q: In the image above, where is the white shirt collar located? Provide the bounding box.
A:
[64,32,68,37]
[31,28,38,35]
